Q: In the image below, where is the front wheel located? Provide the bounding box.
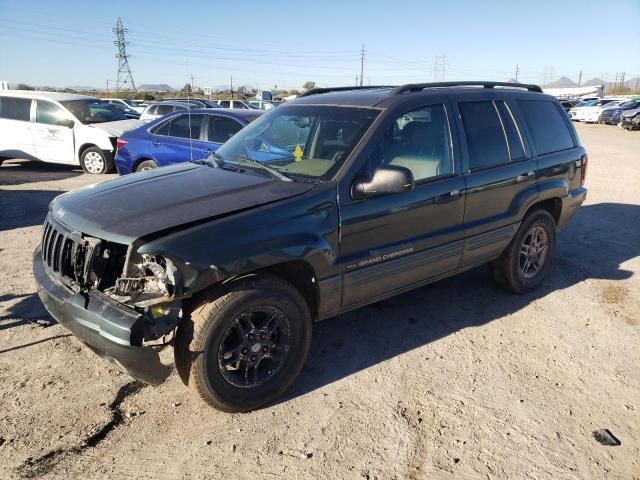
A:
[492,209,556,293]
[80,147,113,174]
[175,274,312,412]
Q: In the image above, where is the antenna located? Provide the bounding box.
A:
[113,18,136,91]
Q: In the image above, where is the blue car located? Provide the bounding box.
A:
[599,100,640,125]
[115,109,263,174]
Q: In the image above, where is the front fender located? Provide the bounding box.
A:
[136,183,339,295]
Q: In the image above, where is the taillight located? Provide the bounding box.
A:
[116,138,128,149]
[580,154,588,186]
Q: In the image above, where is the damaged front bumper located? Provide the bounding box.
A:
[33,246,171,384]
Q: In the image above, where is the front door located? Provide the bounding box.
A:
[338,100,466,307]
[32,100,75,164]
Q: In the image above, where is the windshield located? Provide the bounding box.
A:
[213,105,378,181]
[576,100,597,107]
[61,99,128,124]
[123,99,143,107]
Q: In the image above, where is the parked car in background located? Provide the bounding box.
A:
[0,91,141,173]
[214,99,255,109]
[160,98,221,108]
[105,98,146,114]
[559,99,580,112]
[139,101,197,122]
[580,99,627,123]
[104,99,141,119]
[248,100,280,111]
[599,100,640,125]
[568,99,598,121]
[619,107,640,130]
[115,109,262,174]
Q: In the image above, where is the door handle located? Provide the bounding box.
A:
[151,141,161,147]
[434,190,462,203]
[516,171,535,183]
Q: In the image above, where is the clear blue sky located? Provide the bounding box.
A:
[1,0,639,90]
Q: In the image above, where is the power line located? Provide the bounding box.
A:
[113,18,136,91]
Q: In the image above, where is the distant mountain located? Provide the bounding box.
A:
[583,77,605,87]
[138,83,175,92]
[65,85,95,92]
[543,76,577,88]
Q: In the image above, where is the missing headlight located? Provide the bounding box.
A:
[111,254,181,305]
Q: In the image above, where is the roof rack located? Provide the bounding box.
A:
[300,85,394,97]
[390,81,543,95]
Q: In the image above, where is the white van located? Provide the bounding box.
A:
[0,91,142,174]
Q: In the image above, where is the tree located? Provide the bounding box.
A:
[16,83,35,90]
[302,81,316,91]
[180,83,193,95]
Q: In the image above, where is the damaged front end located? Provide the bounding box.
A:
[34,214,189,384]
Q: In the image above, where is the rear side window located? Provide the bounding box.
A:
[495,101,526,160]
[207,116,242,143]
[152,114,204,139]
[219,101,230,108]
[0,97,31,121]
[518,100,574,155]
[146,105,158,115]
[233,102,248,109]
[459,101,509,170]
[156,104,174,115]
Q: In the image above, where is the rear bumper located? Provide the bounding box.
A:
[557,187,587,230]
[33,247,170,384]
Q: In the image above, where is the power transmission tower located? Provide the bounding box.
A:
[113,18,136,92]
[620,72,626,89]
[543,67,554,85]
[359,45,365,87]
[433,56,447,81]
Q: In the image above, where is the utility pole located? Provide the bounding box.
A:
[359,44,365,87]
[577,70,582,86]
[190,74,195,93]
[514,64,519,82]
[106,80,110,97]
[230,74,233,99]
[113,18,136,92]
[620,72,626,89]
[433,56,447,82]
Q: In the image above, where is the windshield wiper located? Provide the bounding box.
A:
[191,152,221,168]
[232,155,293,182]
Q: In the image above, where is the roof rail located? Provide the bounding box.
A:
[300,85,394,97]
[390,81,543,95]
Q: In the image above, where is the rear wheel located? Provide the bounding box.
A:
[175,274,312,412]
[80,147,113,174]
[136,160,158,172]
[492,209,556,293]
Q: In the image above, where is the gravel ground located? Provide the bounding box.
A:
[0,123,639,480]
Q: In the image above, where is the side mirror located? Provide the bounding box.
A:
[352,165,414,199]
[57,118,75,128]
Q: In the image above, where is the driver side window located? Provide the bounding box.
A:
[380,104,453,182]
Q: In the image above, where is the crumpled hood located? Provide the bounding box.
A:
[51,163,314,244]
[90,119,143,137]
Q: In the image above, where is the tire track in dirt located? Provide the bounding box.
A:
[16,381,146,479]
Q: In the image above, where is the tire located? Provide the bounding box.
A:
[175,274,312,412]
[136,160,158,172]
[492,209,556,294]
[80,147,114,174]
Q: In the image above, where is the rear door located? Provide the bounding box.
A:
[451,93,538,266]
[32,99,75,163]
[0,96,36,159]
[148,113,207,165]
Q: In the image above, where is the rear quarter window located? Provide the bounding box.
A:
[0,97,31,121]
[518,100,574,155]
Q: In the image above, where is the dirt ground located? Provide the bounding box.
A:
[1,123,639,480]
